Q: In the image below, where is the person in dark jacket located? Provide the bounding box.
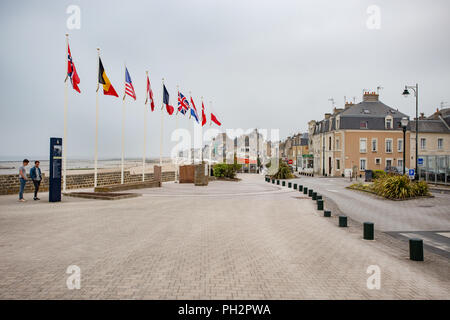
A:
[29,161,42,200]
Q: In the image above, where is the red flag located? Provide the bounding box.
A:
[201,102,207,126]
[145,74,155,111]
[166,104,174,115]
[211,113,221,126]
[67,44,80,93]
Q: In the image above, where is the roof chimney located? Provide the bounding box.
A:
[324,113,331,119]
[363,91,379,102]
[345,101,353,109]
[419,112,425,119]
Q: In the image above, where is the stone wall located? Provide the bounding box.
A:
[0,170,175,195]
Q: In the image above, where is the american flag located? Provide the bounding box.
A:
[124,67,136,100]
[177,92,189,114]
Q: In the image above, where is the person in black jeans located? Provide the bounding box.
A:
[29,160,42,200]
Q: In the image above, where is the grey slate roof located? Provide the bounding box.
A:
[339,101,408,118]
[410,120,450,133]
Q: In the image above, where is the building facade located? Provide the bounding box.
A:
[309,92,411,177]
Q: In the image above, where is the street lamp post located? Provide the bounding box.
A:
[401,117,409,175]
[402,84,419,180]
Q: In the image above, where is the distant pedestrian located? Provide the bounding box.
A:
[18,159,29,202]
[29,161,42,200]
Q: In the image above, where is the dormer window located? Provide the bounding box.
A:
[360,121,368,129]
[385,116,393,129]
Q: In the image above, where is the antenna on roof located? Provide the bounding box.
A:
[376,86,383,94]
[328,98,335,108]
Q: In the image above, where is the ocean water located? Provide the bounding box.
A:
[0,158,165,175]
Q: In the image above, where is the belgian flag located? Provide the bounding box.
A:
[98,58,118,97]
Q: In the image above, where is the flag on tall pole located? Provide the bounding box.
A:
[189,96,199,123]
[163,85,174,115]
[123,67,136,100]
[120,65,136,184]
[98,58,119,97]
[211,113,221,126]
[145,73,155,111]
[66,41,80,93]
[177,91,189,115]
[94,50,118,188]
[201,100,207,126]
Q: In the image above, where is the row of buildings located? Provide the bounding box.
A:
[280,91,450,184]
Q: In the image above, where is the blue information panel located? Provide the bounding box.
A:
[418,158,424,166]
[409,169,415,177]
[49,137,62,202]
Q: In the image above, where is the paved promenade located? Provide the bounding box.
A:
[0,174,449,299]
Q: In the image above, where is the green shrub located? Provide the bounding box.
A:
[271,160,294,179]
[213,163,241,179]
[371,175,430,199]
[411,180,430,197]
[372,170,386,180]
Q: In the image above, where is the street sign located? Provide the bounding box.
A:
[409,169,415,177]
[418,158,424,166]
[288,159,293,164]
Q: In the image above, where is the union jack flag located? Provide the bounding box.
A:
[124,67,136,100]
[177,92,189,115]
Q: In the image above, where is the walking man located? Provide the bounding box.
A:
[30,161,42,200]
[18,159,29,202]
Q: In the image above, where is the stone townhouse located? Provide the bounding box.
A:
[308,92,411,177]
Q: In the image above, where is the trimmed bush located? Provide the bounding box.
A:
[372,170,386,180]
[372,175,430,199]
[271,160,294,179]
[213,163,242,179]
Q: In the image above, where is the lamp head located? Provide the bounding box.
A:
[401,116,409,128]
[402,86,410,97]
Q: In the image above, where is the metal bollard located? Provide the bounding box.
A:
[293,183,297,190]
[282,181,286,186]
[363,222,374,240]
[288,182,292,188]
[312,192,317,200]
[409,239,424,261]
[299,185,303,191]
[339,216,347,227]
[316,195,322,201]
[317,199,323,210]
[272,179,275,184]
[303,187,308,194]
[324,210,331,217]
[308,189,313,197]
[277,180,280,185]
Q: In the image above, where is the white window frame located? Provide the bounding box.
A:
[360,138,367,153]
[397,159,404,167]
[360,158,367,171]
[385,158,393,168]
[371,138,378,152]
[335,138,340,150]
[375,158,381,165]
[437,138,443,150]
[397,138,403,152]
[420,138,426,150]
[385,138,393,153]
[385,116,393,129]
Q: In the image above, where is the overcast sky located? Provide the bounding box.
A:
[1,0,449,160]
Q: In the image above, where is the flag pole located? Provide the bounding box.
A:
[159,78,164,166]
[63,33,69,193]
[190,91,194,165]
[175,85,179,182]
[94,48,100,188]
[121,63,126,184]
[143,71,148,182]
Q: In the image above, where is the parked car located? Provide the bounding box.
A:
[384,166,409,175]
